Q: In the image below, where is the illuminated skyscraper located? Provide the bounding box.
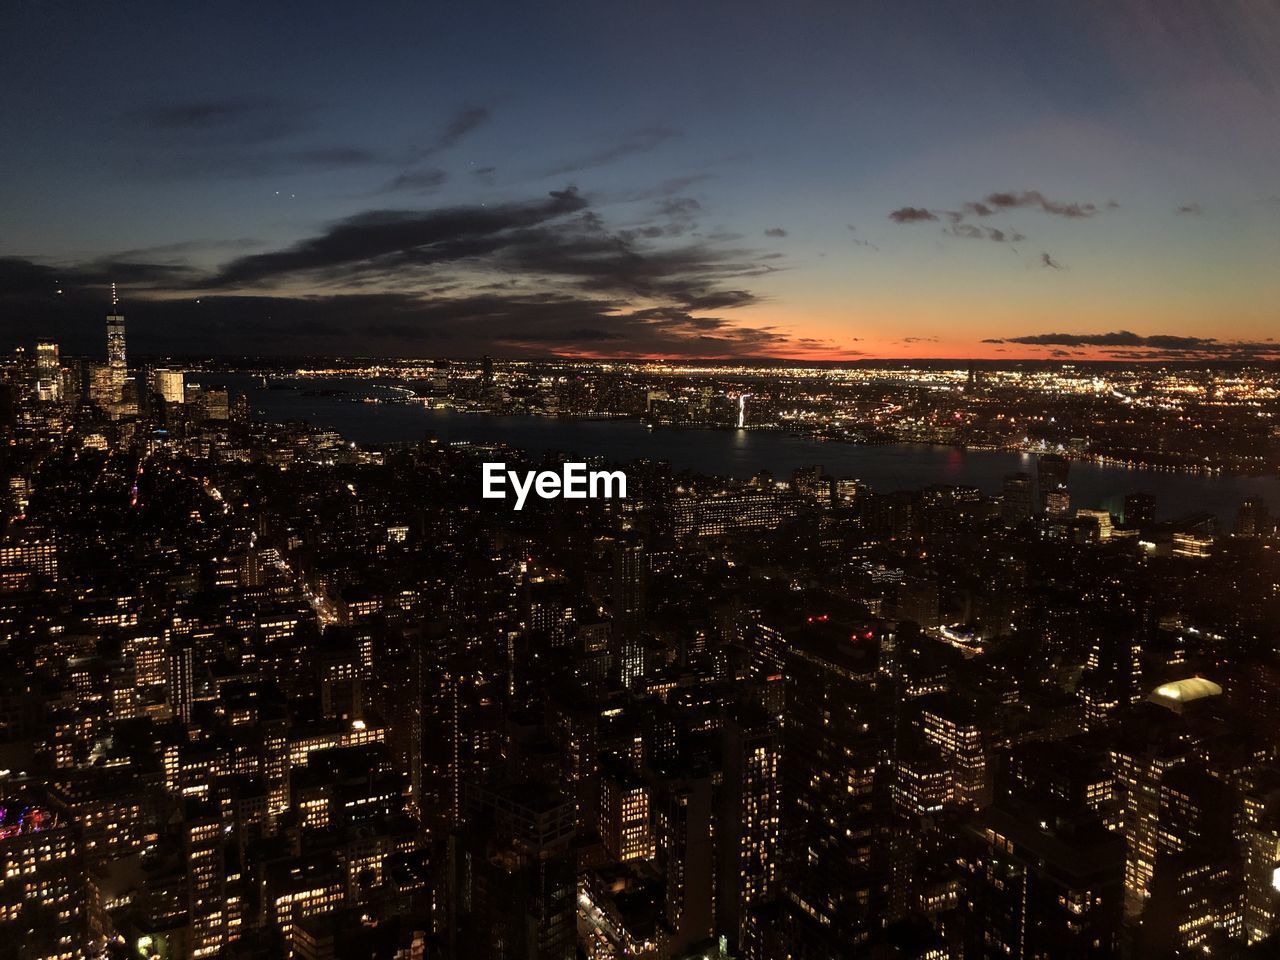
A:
[718,708,780,951]
[151,368,185,404]
[166,643,195,722]
[34,338,61,402]
[107,284,126,370]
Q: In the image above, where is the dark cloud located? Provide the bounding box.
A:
[764,227,788,237]
[380,167,449,194]
[471,166,497,186]
[1040,252,1062,269]
[1176,202,1204,215]
[208,188,590,286]
[890,190,1108,249]
[543,127,681,177]
[983,190,1098,218]
[888,207,938,224]
[981,330,1280,359]
[656,173,716,195]
[2,186,809,359]
[0,288,796,359]
[656,197,702,219]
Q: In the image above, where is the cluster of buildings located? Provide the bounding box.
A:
[0,319,1279,959]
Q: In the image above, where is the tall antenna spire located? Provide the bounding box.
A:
[111,282,118,309]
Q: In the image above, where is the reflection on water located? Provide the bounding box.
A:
[202,375,1279,524]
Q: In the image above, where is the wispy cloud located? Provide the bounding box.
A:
[426,104,491,155]
[543,127,681,177]
[379,167,449,195]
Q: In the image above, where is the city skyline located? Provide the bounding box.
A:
[4,1,1280,362]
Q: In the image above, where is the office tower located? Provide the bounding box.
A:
[891,742,953,816]
[1111,733,1190,916]
[1138,764,1245,955]
[1000,472,1034,526]
[1080,612,1144,726]
[1076,507,1114,541]
[166,643,196,722]
[151,368,185,404]
[88,362,117,406]
[107,291,126,369]
[1044,486,1071,517]
[1036,453,1069,512]
[34,338,61,402]
[1124,491,1156,528]
[599,763,654,862]
[203,388,230,420]
[917,693,988,808]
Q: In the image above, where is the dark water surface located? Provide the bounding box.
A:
[202,375,1279,524]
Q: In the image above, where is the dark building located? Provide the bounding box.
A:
[1001,472,1035,526]
[449,783,577,960]
[963,800,1125,959]
[780,613,889,950]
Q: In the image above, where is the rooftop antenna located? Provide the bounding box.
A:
[111,282,119,310]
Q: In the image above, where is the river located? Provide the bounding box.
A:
[198,375,1279,524]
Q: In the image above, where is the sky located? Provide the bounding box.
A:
[2,0,1279,361]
